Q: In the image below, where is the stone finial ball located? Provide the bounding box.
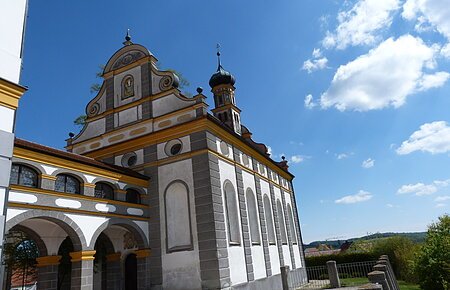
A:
[196,87,203,94]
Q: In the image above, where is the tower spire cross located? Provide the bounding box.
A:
[216,43,222,70]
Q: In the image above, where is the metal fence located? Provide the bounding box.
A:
[299,261,376,289]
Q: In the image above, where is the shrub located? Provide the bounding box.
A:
[305,252,378,267]
[371,236,418,282]
[414,215,450,290]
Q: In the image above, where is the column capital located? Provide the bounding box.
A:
[36,255,61,267]
[106,252,122,262]
[135,248,151,258]
[70,250,96,262]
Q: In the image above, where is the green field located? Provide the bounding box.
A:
[339,278,420,290]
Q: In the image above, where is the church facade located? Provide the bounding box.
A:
[3,35,307,290]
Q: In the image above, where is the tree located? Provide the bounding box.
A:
[414,215,450,290]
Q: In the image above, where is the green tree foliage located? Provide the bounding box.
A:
[372,236,418,281]
[73,115,87,127]
[414,215,450,290]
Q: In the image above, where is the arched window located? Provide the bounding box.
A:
[165,182,192,252]
[246,188,260,244]
[223,181,240,244]
[276,200,287,244]
[263,195,276,244]
[126,188,141,204]
[94,183,114,200]
[10,164,38,188]
[55,174,80,194]
[287,204,297,244]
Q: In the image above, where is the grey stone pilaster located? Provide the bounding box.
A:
[144,160,162,286]
[105,78,114,111]
[40,177,55,190]
[141,62,152,120]
[269,184,284,267]
[192,151,230,289]
[190,131,217,151]
[289,183,306,268]
[137,256,150,290]
[235,167,254,282]
[105,114,114,132]
[281,190,296,269]
[254,176,272,276]
[36,264,59,290]
[71,259,94,290]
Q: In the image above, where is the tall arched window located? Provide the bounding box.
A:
[263,195,276,244]
[126,189,141,204]
[10,164,38,188]
[287,204,297,244]
[223,181,240,244]
[246,188,260,244]
[276,200,287,244]
[165,182,192,252]
[94,183,114,200]
[55,174,80,194]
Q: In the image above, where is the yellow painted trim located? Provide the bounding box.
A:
[82,117,293,181]
[9,185,149,209]
[40,174,57,181]
[211,103,241,113]
[135,248,151,258]
[70,250,97,262]
[106,252,122,262]
[103,56,152,78]
[13,147,148,187]
[8,202,149,221]
[0,78,27,109]
[36,255,61,267]
[85,183,96,188]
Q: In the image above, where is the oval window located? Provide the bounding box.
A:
[220,141,229,156]
[121,152,137,167]
[165,139,183,156]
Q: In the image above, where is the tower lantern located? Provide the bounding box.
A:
[209,45,241,135]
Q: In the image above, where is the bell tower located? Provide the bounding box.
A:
[209,45,241,135]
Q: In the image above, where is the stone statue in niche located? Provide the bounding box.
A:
[124,231,138,249]
[122,75,134,99]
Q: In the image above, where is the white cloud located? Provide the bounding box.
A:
[386,203,394,208]
[267,146,273,156]
[362,158,375,168]
[290,155,305,163]
[397,121,450,154]
[435,195,450,202]
[335,190,373,204]
[402,0,450,40]
[337,153,349,160]
[436,203,447,208]
[304,94,316,109]
[397,179,450,196]
[320,35,448,111]
[441,43,450,58]
[323,0,401,49]
[302,57,328,73]
[312,48,322,58]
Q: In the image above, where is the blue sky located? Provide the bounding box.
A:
[17,0,450,243]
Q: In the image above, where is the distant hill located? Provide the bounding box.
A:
[305,232,426,249]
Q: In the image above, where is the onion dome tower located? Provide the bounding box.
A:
[209,45,241,135]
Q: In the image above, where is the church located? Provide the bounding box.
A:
[1,32,307,289]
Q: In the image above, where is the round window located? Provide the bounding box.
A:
[165,139,183,156]
[220,141,229,156]
[121,152,137,167]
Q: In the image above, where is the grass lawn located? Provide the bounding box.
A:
[339,278,420,290]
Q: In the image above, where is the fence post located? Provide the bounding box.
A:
[368,271,390,290]
[379,256,400,290]
[374,264,394,290]
[281,265,290,290]
[326,260,340,288]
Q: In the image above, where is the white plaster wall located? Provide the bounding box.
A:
[75,118,106,143]
[152,94,195,118]
[273,186,292,268]
[215,138,233,160]
[158,159,201,290]
[157,135,190,160]
[114,66,142,108]
[284,191,301,268]
[20,219,67,255]
[0,0,27,83]
[115,148,144,167]
[118,106,138,126]
[0,106,15,132]
[65,213,109,248]
[217,159,247,285]
[259,179,281,274]
[241,170,266,280]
